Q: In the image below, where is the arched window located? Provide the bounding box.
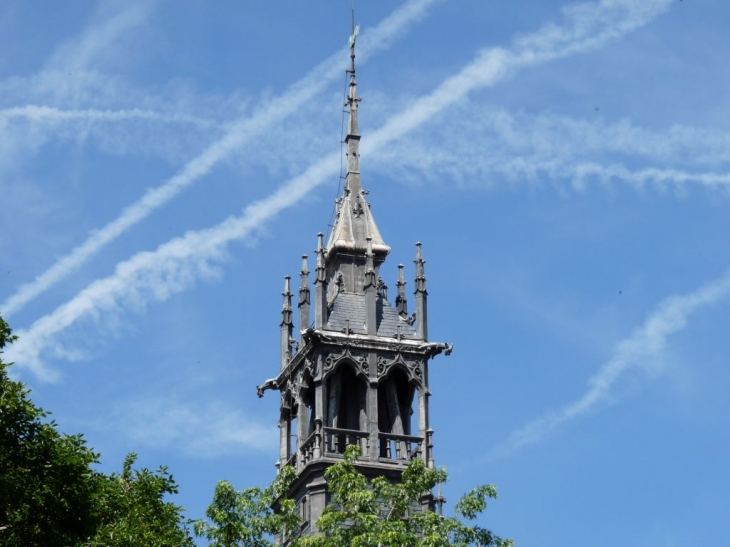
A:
[325,362,367,454]
[378,367,417,460]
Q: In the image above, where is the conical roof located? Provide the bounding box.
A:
[325,25,390,261]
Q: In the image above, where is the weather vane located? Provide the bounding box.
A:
[349,25,360,49]
[349,2,359,50]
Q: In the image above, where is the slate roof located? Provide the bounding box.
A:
[325,292,419,339]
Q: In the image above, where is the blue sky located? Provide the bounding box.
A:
[2,0,730,544]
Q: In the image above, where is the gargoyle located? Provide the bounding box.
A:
[256,378,278,398]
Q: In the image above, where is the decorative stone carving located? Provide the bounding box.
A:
[375,352,424,384]
[335,272,345,291]
[321,347,369,378]
[377,277,388,300]
[323,352,340,374]
[352,198,365,218]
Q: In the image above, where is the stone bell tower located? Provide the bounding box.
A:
[256,21,452,540]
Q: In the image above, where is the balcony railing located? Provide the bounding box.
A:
[378,432,423,462]
[283,423,432,473]
[298,429,319,470]
[323,426,370,457]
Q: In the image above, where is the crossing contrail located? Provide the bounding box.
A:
[7,0,674,380]
[0,0,441,317]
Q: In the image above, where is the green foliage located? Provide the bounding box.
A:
[0,319,101,546]
[298,446,512,547]
[193,465,300,547]
[0,313,192,547]
[196,445,512,547]
[88,453,195,547]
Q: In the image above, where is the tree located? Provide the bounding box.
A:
[193,466,300,547]
[0,315,101,546]
[89,453,195,547]
[0,314,193,547]
[194,446,512,547]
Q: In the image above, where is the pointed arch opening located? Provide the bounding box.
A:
[378,367,421,461]
[325,361,368,455]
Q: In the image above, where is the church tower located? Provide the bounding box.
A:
[257,21,452,540]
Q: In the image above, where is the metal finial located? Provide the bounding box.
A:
[348,4,359,75]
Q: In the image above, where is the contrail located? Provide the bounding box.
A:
[372,151,730,195]
[43,0,161,75]
[0,105,215,128]
[7,150,341,381]
[564,162,730,193]
[8,0,163,105]
[370,106,730,186]
[7,0,674,380]
[490,268,730,459]
[0,0,440,317]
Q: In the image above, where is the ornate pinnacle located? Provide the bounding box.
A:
[414,243,428,340]
[396,264,408,316]
[314,232,328,329]
[299,254,310,307]
[280,276,293,327]
[414,242,427,294]
[315,232,326,284]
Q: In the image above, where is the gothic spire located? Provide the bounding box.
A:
[298,254,310,342]
[280,275,293,370]
[314,232,327,329]
[326,19,390,264]
[414,243,428,341]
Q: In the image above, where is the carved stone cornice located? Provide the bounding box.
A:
[307,329,452,358]
[256,328,452,398]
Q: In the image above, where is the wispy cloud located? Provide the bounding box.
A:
[6,0,674,380]
[0,0,440,317]
[490,268,730,458]
[110,396,275,458]
[46,1,159,72]
[0,0,160,107]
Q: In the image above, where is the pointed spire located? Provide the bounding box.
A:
[314,233,327,329]
[414,243,428,341]
[414,243,427,294]
[298,255,310,341]
[396,264,408,316]
[325,17,390,269]
[280,276,293,370]
[281,276,293,326]
[346,16,361,173]
[315,233,326,282]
